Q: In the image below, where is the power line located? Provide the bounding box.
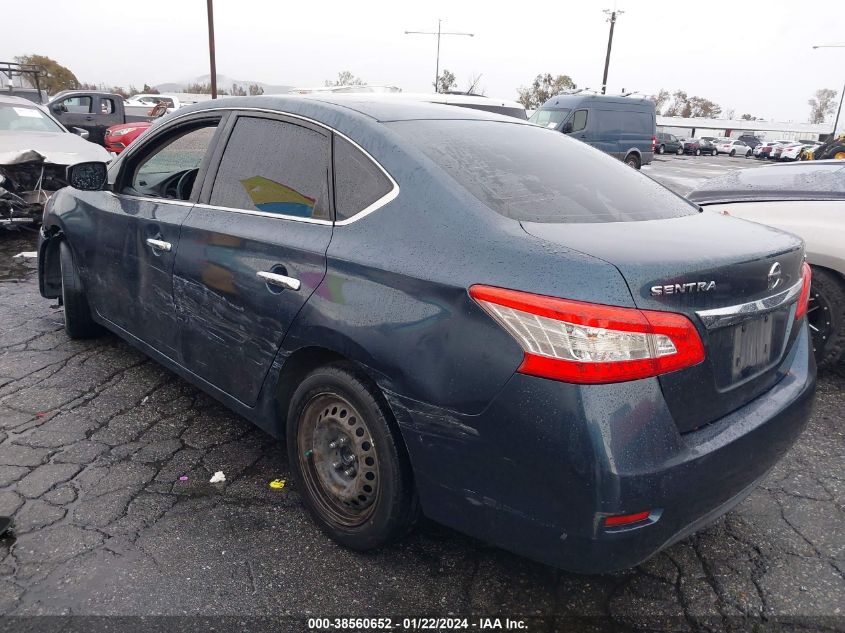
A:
[405,20,474,92]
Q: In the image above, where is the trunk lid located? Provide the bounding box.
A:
[522,212,805,433]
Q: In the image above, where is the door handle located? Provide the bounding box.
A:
[257,270,301,291]
[85,115,94,121]
[146,238,172,252]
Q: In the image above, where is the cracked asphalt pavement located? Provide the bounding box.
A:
[1,205,844,631]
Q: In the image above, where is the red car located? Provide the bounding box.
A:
[104,121,152,154]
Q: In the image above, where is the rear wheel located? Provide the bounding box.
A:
[624,153,641,169]
[745,150,751,158]
[287,363,418,550]
[59,241,100,339]
[695,148,701,156]
[807,267,845,367]
[729,149,736,157]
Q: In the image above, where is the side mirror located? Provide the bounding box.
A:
[561,121,573,134]
[51,103,67,114]
[70,127,90,140]
[66,162,108,191]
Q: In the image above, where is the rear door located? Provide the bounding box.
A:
[173,112,333,405]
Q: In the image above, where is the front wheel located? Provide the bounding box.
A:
[676,146,683,155]
[695,148,701,156]
[59,241,100,339]
[729,149,736,157]
[657,145,665,154]
[287,363,418,550]
[745,150,751,158]
[808,267,845,368]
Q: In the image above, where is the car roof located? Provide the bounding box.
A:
[537,93,655,110]
[688,161,845,204]
[171,94,529,124]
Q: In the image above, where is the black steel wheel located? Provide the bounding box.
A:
[625,153,641,169]
[807,267,845,367]
[287,363,418,550]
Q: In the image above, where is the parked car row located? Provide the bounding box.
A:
[753,140,822,161]
[654,133,754,157]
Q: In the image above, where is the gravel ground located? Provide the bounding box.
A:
[0,154,843,631]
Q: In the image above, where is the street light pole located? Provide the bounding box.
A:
[601,9,623,95]
[405,20,474,92]
[812,44,845,136]
[207,0,218,99]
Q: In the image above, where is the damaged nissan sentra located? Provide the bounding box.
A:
[38,95,816,572]
[0,94,110,227]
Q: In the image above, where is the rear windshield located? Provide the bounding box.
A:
[528,108,570,129]
[389,119,698,223]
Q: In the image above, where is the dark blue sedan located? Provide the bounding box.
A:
[37,95,816,573]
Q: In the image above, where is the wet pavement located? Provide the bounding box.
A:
[0,177,843,632]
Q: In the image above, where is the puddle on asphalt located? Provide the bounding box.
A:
[0,229,39,282]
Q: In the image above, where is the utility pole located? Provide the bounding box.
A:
[207,0,218,98]
[405,20,474,92]
[812,45,845,136]
[601,9,623,95]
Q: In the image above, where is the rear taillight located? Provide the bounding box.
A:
[795,262,812,320]
[469,286,705,384]
[651,135,656,151]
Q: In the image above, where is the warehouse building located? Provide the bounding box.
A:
[657,116,835,142]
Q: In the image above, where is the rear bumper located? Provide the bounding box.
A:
[394,324,815,573]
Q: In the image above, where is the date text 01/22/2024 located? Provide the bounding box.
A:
[307,618,528,630]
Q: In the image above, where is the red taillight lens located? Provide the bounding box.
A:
[651,135,657,151]
[795,262,812,320]
[604,511,652,528]
[469,286,705,384]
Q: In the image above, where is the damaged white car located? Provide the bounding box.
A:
[1,94,110,227]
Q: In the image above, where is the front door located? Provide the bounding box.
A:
[87,114,225,358]
[174,113,333,405]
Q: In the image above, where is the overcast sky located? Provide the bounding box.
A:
[4,0,843,122]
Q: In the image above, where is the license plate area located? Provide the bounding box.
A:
[710,308,790,388]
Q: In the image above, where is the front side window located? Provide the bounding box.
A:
[130,122,219,199]
[60,96,92,113]
[210,116,330,220]
[0,104,64,132]
[333,135,394,221]
[388,119,698,224]
[571,110,588,132]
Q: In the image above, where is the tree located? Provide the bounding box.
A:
[724,108,735,119]
[650,89,670,115]
[13,54,79,93]
[808,88,838,123]
[663,90,689,117]
[325,71,366,87]
[517,73,577,109]
[109,86,130,99]
[230,83,247,96]
[142,84,159,94]
[687,96,722,118]
[740,113,761,121]
[248,83,264,96]
[185,82,212,94]
[436,69,457,93]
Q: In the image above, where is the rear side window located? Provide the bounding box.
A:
[388,120,697,224]
[594,109,653,135]
[333,135,394,221]
[210,116,330,220]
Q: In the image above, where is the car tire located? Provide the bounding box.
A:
[59,241,100,339]
[676,147,683,155]
[745,150,751,158]
[287,362,419,551]
[695,148,701,156]
[729,149,736,157]
[657,145,665,154]
[808,267,845,368]
[624,153,641,169]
